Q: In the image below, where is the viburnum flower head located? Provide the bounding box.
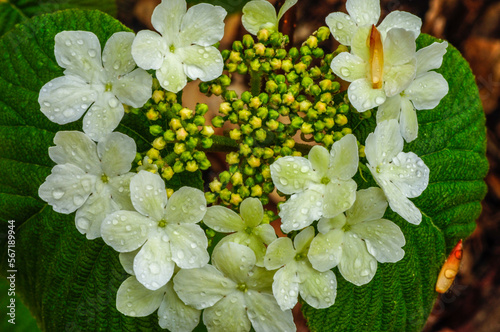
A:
[131,0,227,93]
[308,188,405,286]
[365,119,429,224]
[101,171,209,290]
[38,31,152,141]
[38,131,136,239]
[203,197,276,266]
[326,0,421,46]
[331,25,418,112]
[264,227,337,310]
[116,251,200,332]
[241,0,297,35]
[271,134,359,233]
[174,242,295,332]
[377,41,449,142]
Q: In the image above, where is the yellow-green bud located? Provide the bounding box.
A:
[281,59,293,72]
[249,97,262,109]
[211,84,223,96]
[150,125,163,136]
[146,148,160,160]
[248,155,261,168]
[282,93,294,106]
[165,92,177,103]
[146,108,159,121]
[240,144,252,156]
[322,134,334,147]
[185,161,198,172]
[325,118,335,129]
[257,29,270,42]
[209,179,222,193]
[229,50,242,63]
[212,116,225,128]
[219,171,231,185]
[220,188,231,202]
[301,122,314,134]
[263,147,274,159]
[179,108,192,120]
[152,137,166,150]
[176,128,188,141]
[231,172,243,186]
[229,129,242,141]
[270,58,281,70]
[201,126,214,137]
[315,101,327,113]
[170,118,182,130]
[173,143,186,154]
[335,114,348,126]
[282,138,295,149]
[261,165,271,179]
[299,100,312,112]
[251,185,263,197]
[341,127,352,135]
[226,152,240,165]
[219,102,232,115]
[152,90,165,104]
[255,128,267,142]
[205,192,217,204]
[306,35,318,49]
[161,166,174,180]
[249,116,262,128]
[173,160,185,173]
[230,193,243,206]
[359,145,366,158]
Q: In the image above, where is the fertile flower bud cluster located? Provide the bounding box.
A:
[36,0,448,331]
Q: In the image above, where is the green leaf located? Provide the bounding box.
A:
[301,35,488,331]
[0,0,117,37]
[187,0,252,14]
[0,9,203,331]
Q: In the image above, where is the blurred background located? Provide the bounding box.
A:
[120,0,500,331]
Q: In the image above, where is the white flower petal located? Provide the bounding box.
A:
[308,145,330,177]
[75,185,118,239]
[101,210,152,252]
[338,232,377,286]
[158,282,201,332]
[346,187,387,225]
[264,237,295,270]
[134,235,175,290]
[365,119,404,165]
[203,205,243,232]
[270,155,317,195]
[165,186,207,224]
[308,228,344,272]
[322,179,357,218]
[157,52,187,93]
[38,75,96,125]
[277,0,298,21]
[119,248,140,275]
[54,31,102,82]
[351,219,405,263]
[293,226,315,253]
[215,232,268,267]
[351,25,371,61]
[131,30,167,70]
[116,276,166,317]
[330,52,366,82]
[102,31,136,77]
[326,12,357,46]
[107,172,135,210]
[299,262,337,309]
[82,93,124,142]
[38,164,95,214]
[179,3,227,46]
[98,132,136,177]
[407,71,449,110]
[245,290,296,332]
[399,96,418,142]
[112,68,152,108]
[383,58,417,97]
[317,214,346,234]
[376,173,422,225]
[167,223,209,269]
[346,0,380,26]
[177,45,223,82]
[376,94,402,123]
[204,292,250,332]
[328,134,359,180]
[213,242,256,283]
[416,41,448,76]
[151,0,186,39]
[271,264,300,310]
[48,131,100,174]
[240,197,264,228]
[378,11,422,40]
[245,265,275,292]
[242,0,278,35]
[348,78,386,112]
[174,265,236,309]
[279,189,324,233]
[254,224,278,246]
[382,151,429,198]
[130,171,168,221]
[384,28,417,66]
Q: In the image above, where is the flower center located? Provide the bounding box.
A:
[368,25,384,89]
[158,219,167,228]
[237,282,248,292]
[169,44,176,53]
[342,223,351,232]
[294,252,306,261]
[244,226,253,235]
[105,82,113,92]
[101,174,109,183]
[321,176,331,185]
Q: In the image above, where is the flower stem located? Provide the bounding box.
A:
[250,70,262,96]
[204,135,239,152]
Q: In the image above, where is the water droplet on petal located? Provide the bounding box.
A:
[52,190,64,199]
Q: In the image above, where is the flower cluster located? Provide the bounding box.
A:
[36,0,448,331]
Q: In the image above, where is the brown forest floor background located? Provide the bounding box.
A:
[118,0,500,331]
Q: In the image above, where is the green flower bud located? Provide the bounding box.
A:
[212,116,225,128]
[231,171,243,186]
[199,81,210,93]
[229,128,242,141]
[299,100,313,112]
[263,147,274,159]
[288,47,299,59]
[290,116,303,129]
[286,71,299,83]
[268,109,280,120]
[205,192,218,205]
[219,102,232,115]
[224,90,238,102]
[322,134,334,147]
[281,146,292,156]
[241,91,252,104]
[266,80,278,93]
[219,74,231,87]
[230,193,243,206]
[193,115,205,126]
[254,128,267,142]
[272,145,281,156]
[359,145,366,158]
[221,49,231,61]
[282,92,295,106]
[324,52,336,64]
[301,77,314,89]
[277,83,288,94]
[186,137,198,149]
[257,29,270,42]
[275,49,287,59]
[249,96,262,109]
[301,122,314,134]
[257,107,269,119]
[179,151,192,162]
[201,137,213,149]
[261,62,271,73]
[242,34,254,48]
[240,144,252,156]
[282,138,295,149]
[152,137,166,150]
[162,130,175,142]
[149,124,163,136]
[341,127,352,135]
[161,166,174,180]
[157,102,168,114]
[339,103,350,114]
[146,108,159,121]
[269,32,282,47]
[228,113,239,124]
[254,42,266,56]
[320,92,333,104]
[226,63,237,73]
[266,119,279,131]
[241,124,253,136]
[231,99,244,111]
[335,114,348,126]
[263,181,274,194]
[359,110,372,119]
[232,40,243,52]
[281,59,293,72]
[220,188,231,202]
[324,118,335,129]
[333,131,343,141]
[229,165,239,174]
[326,106,337,117]
[300,45,312,56]
[219,171,231,185]
[209,179,222,193]
[250,59,261,72]
[229,50,242,63]
[253,172,263,184]
[268,92,281,107]
[274,74,286,84]
[175,128,188,141]
[173,160,185,173]
[314,120,325,132]
[309,66,322,79]
[152,90,165,104]
[238,109,252,121]
[194,103,208,116]
[237,62,248,75]
[310,84,322,97]
[249,116,262,128]
[312,47,324,58]
[245,177,255,188]
[258,92,269,104]
[316,26,331,42]
[211,84,223,96]
[331,81,341,92]
[314,132,325,142]
[185,123,198,135]
[193,151,206,162]
[243,164,255,176]
[237,186,250,199]
[152,78,161,90]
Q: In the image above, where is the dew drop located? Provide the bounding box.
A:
[88,49,97,57]
[341,67,350,77]
[108,98,119,108]
[52,190,64,199]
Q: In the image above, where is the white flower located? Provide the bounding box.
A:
[174,242,296,332]
[365,119,429,225]
[308,188,405,286]
[264,227,337,310]
[326,0,421,46]
[117,251,201,332]
[101,171,209,290]
[271,134,358,233]
[331,25,418,112]
[38,31,152,142]
[38,131,136,239]
[241,0,297,35]
[203,197,276,266]
[377,41,449,142]
[131,0,227,93]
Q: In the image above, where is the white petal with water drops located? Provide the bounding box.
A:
[245,290,296,332]
[279,189,324,233]
[327,134,359,180]
[271,263,300,310]
[101,210,152,252]
[158,282,201,332]
[98,132,137,177]
[241,0,278,34]
[345,187,388,225]
[203,292,250,332]
[167,223,209,269]
[179,3,227,46]
[299,262,337,309]
[156,52,188,93]
[322,179,357,218]
[165,186,207,224]
[406,71,449,110]
[131,30,167,70]
[308,228,344,272]
[134,235,175,290]
[347,78,387,112]
[338,232,378,286]
[102,32,137,77]
[116,276,166,317]
[330,52,366,82]
[119,248,140,275]
[107,172,135,210]
[82,92,124,142]
[212,242,256,283]
[239,197,264,228]
[345,0,380,27]
[377,11,422,40]
[203,205,244,232]
[399,96,418,142]
[150,0,186,40]
[270,155,317,195]
[112,68,153,108]
[325,12,357,46]
[130,171,168,222]
[415,41,448,76]
[264,237,295,271]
